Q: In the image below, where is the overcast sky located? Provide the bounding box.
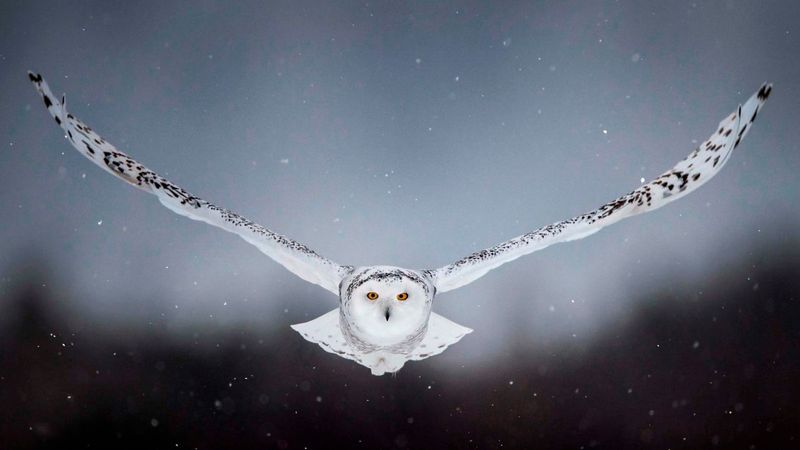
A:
[1,1,798,365]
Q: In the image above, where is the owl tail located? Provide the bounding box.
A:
[291,309,472,376]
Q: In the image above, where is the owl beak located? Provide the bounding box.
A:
[384,305,391,321]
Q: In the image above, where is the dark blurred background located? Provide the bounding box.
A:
[2,231,798,449]
[2,1,800,448]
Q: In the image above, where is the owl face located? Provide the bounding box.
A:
[340,266,434,347]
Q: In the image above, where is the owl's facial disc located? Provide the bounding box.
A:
[365,291,409,321]
[342,266,434,346]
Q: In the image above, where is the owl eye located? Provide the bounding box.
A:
[366,291,379,300]
[396,292,409,301]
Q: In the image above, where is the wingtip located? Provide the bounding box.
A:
[757,82,773,101]
[27,70,42,83]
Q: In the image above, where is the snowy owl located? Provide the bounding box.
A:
[28,72,772,375]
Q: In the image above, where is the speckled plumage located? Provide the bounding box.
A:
[427,83,772,292]
[28,71,351,295]
[29,71,771,375]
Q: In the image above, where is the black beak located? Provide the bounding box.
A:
[384,307,391,321]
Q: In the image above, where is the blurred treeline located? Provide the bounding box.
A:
[1,233,798,450]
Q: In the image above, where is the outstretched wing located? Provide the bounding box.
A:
[428,84,772,293]
[28,72,352,294]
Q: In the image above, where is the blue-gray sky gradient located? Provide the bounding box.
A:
[2,1,798,368]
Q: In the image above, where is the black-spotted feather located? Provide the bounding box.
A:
[429,84,772,293]
[28,71,352,294]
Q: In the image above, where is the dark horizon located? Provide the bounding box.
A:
[2,230,799,448]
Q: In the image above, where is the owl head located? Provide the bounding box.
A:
[339,266,435,347]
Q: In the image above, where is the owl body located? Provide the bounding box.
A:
[291,266,472,375]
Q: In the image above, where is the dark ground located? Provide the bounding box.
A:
[1,234,798,450]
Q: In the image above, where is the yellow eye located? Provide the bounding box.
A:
[396,292,409,301]
[366,291,379,300]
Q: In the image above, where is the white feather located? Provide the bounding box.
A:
[28,71,350,294]
[429,84,772,293]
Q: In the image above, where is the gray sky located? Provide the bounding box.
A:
[2,1,799,366]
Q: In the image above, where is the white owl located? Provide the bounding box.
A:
[28,72,771,375]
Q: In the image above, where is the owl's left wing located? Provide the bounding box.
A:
[29,72,352,294]
[427,83,772,293]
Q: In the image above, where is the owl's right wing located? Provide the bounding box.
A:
[427,83,772,293]
[29,72,352,294]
